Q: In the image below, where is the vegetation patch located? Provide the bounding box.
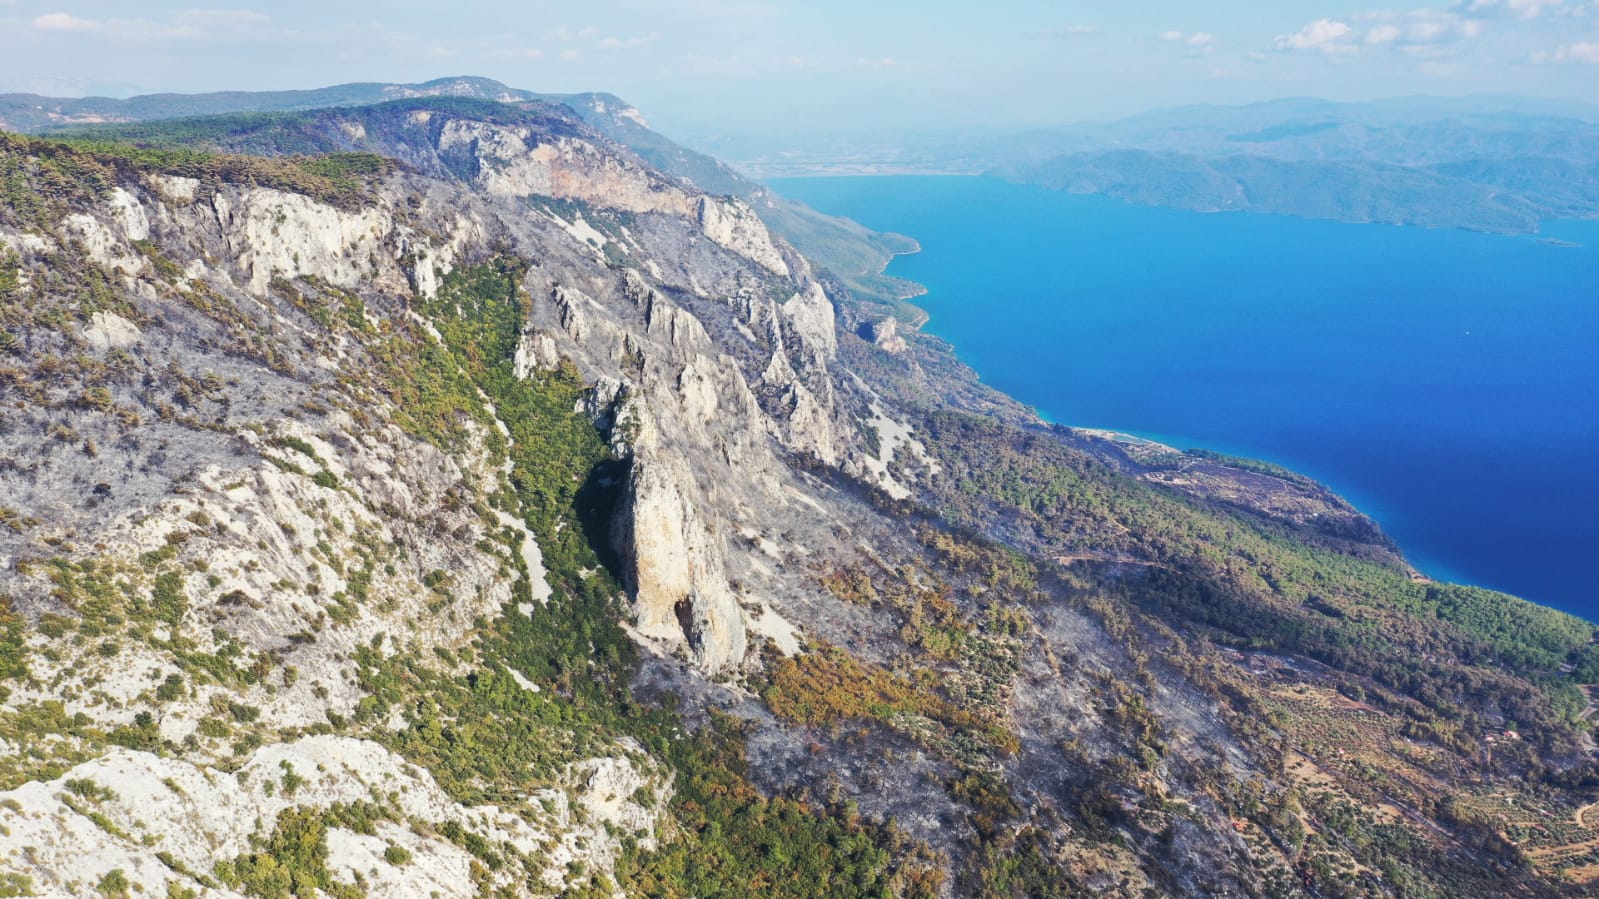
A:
[214,806,362,899]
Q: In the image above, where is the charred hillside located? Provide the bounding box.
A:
[0,94,1597,898]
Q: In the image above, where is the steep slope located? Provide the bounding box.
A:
[0,115,930,896]
[2,97,1599,899]
[1,76,924,307]
[549,92,925,306]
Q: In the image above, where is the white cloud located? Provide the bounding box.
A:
[1366,23,1403,43]
[544,25,598,41]
[1274,18,1357,54]
[182,10,272,26]
[1453,0,1562,18]
[33,12,100,31]
[1361,9,1484,57]
[1274,8,1496,58]
[1398,16,1483,43]
[1156,30,1217,55]
[849,56,933,73]
[659,52,819,79]
[1029,25,1097,38]
[29,8,270,40]
[597,32,662,50]
[1530,40,1599,62]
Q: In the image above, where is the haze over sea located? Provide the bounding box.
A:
[773,175,1599,618]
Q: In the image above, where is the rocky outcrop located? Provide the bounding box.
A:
[782,281,839,360]
[0,736,668,897]
[426,118,793,278]
[213,187,395,296]
[697,196,790,276]
[862,315,909,354]
[612,447,748,672]
[439,122,697,218]
[512,227,864,673]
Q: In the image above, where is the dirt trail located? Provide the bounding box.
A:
[1575,802,1599,829]
[1577,686,1598,723]
[1529,835,1599,861]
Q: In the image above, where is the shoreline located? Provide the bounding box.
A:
[839,178,1564,613]
[747,165,984,179]
[874,241,933,316]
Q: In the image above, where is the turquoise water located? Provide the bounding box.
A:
[772,175,1599,618]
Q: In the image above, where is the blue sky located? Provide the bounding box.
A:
[3,0,1597,136]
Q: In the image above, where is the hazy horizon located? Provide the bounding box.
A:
[4,0,1599,140]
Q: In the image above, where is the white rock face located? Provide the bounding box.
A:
[82,310,142,352]
[433,120,797,277]
[214,187,392,295]
[569,738,666,846]
[698,196,790,276]
[0,229,53,259]
[0,402,528,743]
[530,267,845,674]
[865,316,910,354]
[107,187,151,241]
[493,508,554,604]
[0,735,667,897]
[327,823,476,898]
[147,174,200,201]
[615,448,748,672]
[782,282,838,360]
[514,331,561,378]
[61,212,146,275]
[747,599,805,656]
[440,122,697,218]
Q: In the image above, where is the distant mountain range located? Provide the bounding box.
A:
[9,80,1594,234]
[716,96,1599,233]
[994,97,1599,232]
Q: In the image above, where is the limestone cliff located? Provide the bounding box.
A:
[0,100,908,893]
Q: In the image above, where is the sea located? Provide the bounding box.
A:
[770,175,1599,619]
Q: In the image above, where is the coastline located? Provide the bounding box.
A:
[744,165,983,179]
[849,178,1585,614]
[874,241,932,315]
[890,252,1472,594]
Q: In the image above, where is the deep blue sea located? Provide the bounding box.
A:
[771,175,1599,619]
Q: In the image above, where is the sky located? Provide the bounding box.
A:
[2,0,1598,139]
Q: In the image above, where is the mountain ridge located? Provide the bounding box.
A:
[1,75,927,310]
[2,87,1599,896]
[701,95,1599,234]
